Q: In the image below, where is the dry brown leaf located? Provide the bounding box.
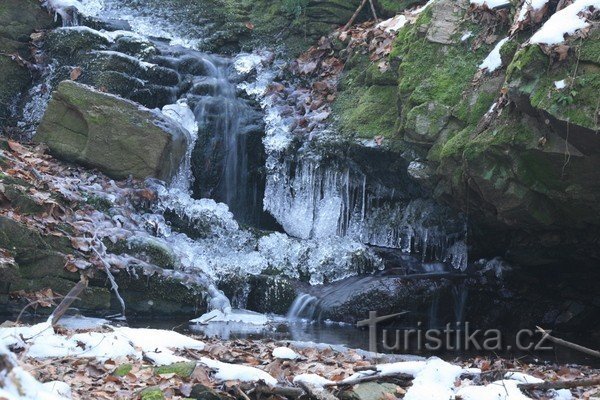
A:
[70,66,83,81]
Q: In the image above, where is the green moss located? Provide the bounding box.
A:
[499,39,518,66]
[516,152,564,193]
[155,361,197,378]
[579,29,600,63]
[334,85,399,139]
[454,91,498,126]
[505,45,548,81]
[84,195,113,212]
[439,112,534,161]
[439,127,471,159]
[140,387,165,400]
[377,0,422,16]
[113,364,133,377]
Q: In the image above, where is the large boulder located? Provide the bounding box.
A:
[35,80,188,181]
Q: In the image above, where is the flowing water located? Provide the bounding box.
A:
[16,0,484,344]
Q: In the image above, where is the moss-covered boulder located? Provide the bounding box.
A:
[35,81,188,181]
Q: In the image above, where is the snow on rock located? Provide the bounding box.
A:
[272,347,301,360]
[404,358,463,400]
[0,323,204,366]
[0,343,69,400]
[293,374,334,387]
[480,37,509,72]
[554,79,567,89]
[191,309,269,326]
[470,0,511,8]
[456,379,532,400]
[530,0,600,44]
[376,15,408,33]
[199,357,278,386]
[504,371,544,384]
[42,382,73,399]
[553,389,574,400]
[518,0,550,21]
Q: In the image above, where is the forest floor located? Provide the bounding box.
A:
[1,318,599,400]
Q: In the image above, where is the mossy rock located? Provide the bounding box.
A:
[140,387,165,400]
[35,81,187,181]
[45,27,111,61]
[155,361,197,378]
[334,85,399,139]
[10,276,112,311]
[246,275,297,314]
[124,236,179,270]
[113,363,133,377]
[0,256,19,284]
[0,56,31,123]
[0,216,72,256]
[0,0,54,122]
[404,102,451,145]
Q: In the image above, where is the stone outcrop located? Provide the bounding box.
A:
[0,0,54,123]
[35,80,187,181]
[332,0,600,267]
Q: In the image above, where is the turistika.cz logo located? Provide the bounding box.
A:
[357,311,553,353]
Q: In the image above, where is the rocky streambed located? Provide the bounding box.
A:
[0,0,599,361]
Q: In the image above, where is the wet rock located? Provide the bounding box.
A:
[124,236,180,270]
[340,382,402,400]
[45,27,111,61]
[404,102,451,145]
[109,265,207,316]
[425,0,467,44]
[35,81,187,181]
[190,384,222,400]
[317,275,456,324]
[246,275,297,315]
[0,0,54,122]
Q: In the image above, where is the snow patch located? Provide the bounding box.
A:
[376,15,408,33]
[199,357,278,386]
[554,79,567,89]
[272,347,301,360]
[293,374,334,387]
[518,0,550,21]
[470,0,511,8]
[530,0,600,44]
[480,37,509,72]
[191,309,269,326]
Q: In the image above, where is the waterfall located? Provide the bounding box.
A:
[287,294,320,321]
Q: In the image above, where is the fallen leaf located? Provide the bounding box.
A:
[70,66,83,81]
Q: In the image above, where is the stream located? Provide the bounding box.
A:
[6,0,596,369]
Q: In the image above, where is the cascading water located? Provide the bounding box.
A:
[25,0,474,325]
[287,294,320,321]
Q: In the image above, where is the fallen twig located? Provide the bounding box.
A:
[343,0,369,31]
[518,377,600,391]
[368,0,379,22]
[324,372,413,387]
[254,384,305,399]
[51,276,88,326]
[536,326,600,358]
